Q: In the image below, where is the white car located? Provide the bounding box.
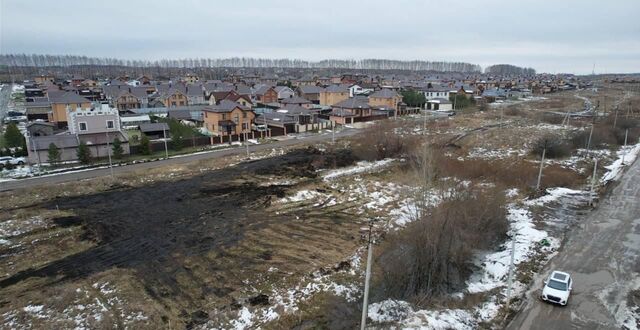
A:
[541,270,572,306]
[0,156,26,167]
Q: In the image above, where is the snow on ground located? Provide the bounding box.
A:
[366,186,587,328]
[322,159,395,180]
[601,143,640,183]
[467,147,527,160]
[0,216,48,239]
[1,282,148,329]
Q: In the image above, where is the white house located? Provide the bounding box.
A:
[423,86,450,101]
[348,84,375,97]
[274,86,295,100]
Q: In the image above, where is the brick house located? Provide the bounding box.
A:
[202,100,255,141]
[254,86,278,104]
[368,89,402,110]
[158,89,189,107]
[47,91,92,127]
[319,85,349,106]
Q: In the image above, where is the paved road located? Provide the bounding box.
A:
[0,128,359,192]
[508,157,640,329]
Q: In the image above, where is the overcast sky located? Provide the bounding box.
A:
[1,0,639,74]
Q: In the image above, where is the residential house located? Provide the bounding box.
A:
[426,98,453,111]
[280,96,312,109]
[368,89,402,110]
[186,84,206,105]
[297,85,323,104]
[158,89,189,107]
[348,84,374,97]
[319,85,349,106]
[330,97,387,125]
[34,74,55,84]
[27,105,130,164]
[254,85,279,104]
[139,122,170,139]
[422,85,450,101]
[202,100,255,141]
[184,73,199,84]
[274,86,295,100]
[48,91,92,127]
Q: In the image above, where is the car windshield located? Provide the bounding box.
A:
[547,279,567,291]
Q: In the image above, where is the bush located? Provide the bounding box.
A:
[112,138,124,159]
[3,122,25,148]
[532,134,571,158]
[77,141,92,164]
[47,143,61,166]
[140,134,151,155]
[350,120,419,161]
[373,187,507,304]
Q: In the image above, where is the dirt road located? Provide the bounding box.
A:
[508,158,640,329]
[0,128,359,192]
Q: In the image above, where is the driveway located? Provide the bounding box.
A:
[508,157,640,329]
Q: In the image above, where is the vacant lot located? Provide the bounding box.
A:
[0,147,367,328]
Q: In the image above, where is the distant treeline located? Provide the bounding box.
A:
[485,64,536,76]
[0,54,482,73]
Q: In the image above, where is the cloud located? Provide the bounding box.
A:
[1,0,639,74]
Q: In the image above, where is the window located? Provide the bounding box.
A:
[222,114,226,120]
[233,115,239,123]
[171,102,176,106]
[243,112,247,118]
[107,120,114,129]
[79,122,87,131]
[242,123,248,130]
[179,101,185,106]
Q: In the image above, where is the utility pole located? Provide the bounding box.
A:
[590,157,598,206]
[536,148,546,191]
[613,107,619,129]
[506,238,516,309]
[586,124,594,152]
[105,130,114,179]
[332,120,335,144]
[244,132,249,157]
[162,126,169,159]
[30,137,42,175]
[360,221,375,330]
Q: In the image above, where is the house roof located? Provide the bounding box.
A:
[298,85,324,94]
[31,134,79,150]
[333,97,370,109]
[323,84,348,93]
[48,91,91,104]
[369,89,399,99]
[280,96,311,104]
[139,122,170,133]
[203,99,249,113]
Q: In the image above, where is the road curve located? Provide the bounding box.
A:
[508,157,640,329]
[0,129,359,192]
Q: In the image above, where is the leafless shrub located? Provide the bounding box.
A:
[532,134,571,158]
[539,113,564,125]
[373,187,507,305]
[265,292,360,329]
[350,120,419,161]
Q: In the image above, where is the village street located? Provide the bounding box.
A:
[508,157,640,329]
[0,127,359,192]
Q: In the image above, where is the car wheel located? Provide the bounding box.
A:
[18,161,24,165]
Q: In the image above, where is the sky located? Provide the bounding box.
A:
[1,0,639,74]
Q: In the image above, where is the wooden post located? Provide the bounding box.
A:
[536,148,546,191]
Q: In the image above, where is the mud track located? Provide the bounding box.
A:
[0,148,361,319]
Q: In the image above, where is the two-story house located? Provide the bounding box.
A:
[319,85,349,106]
[202,100,255,142]
[368,89,402,110]
[47,91,92,128]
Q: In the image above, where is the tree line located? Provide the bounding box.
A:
[0,54,482,72]
[485,64,536,76]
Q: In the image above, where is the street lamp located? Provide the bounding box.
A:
[105,128,114,179]
[162,125,169,159]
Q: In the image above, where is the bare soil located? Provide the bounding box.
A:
[0,147,364,327]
